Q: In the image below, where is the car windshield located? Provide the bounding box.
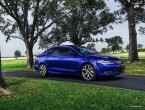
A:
[75,46,100,55]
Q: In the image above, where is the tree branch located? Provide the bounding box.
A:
[33,3,81,42]
[0,1,17,20]
[31,0,40,39]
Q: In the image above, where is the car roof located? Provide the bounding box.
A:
[52,45,76,49]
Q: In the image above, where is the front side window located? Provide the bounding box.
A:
[75,46,99,55]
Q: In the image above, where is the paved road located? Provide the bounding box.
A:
[2,71,145,92]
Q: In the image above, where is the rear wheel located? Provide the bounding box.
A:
[81,64,96,81]
[39,63,48,77]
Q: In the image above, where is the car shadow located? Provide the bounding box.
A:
[41,74,124,82]
[96,76,124,81]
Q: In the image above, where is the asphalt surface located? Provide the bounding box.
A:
[2,71,145,92]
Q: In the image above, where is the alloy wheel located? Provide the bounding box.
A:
[81,64,96,81]
[39,64,48,77]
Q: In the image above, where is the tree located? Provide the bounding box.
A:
[125,44,129,52]
[0,47,7,89]
[105,36,123,53]
[101,47,111,54]
[106,48,111,54]
[14,50,21,59]
[137,44,143,49]
[119,46,124,52]
[114,0,145,62]
[101,48,106,54]
[39,0,115,48]
[87,43,96,50]
[0,0,78,68]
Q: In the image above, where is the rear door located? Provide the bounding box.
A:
[45,48,61,72]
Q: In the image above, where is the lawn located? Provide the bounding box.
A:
[0,77,145,110]
[109,52,145,58]
[2,59,27,71]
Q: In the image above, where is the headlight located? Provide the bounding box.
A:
[97,60,114,64]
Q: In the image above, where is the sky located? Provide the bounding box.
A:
[0,0,145,57]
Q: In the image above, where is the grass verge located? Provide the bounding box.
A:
[2,59,28,71]
[0,77,145,110]
[109,52,145,58]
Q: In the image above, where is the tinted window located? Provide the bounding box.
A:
[75,46,99,55]
[45,48,60,56]
[59,48,76,56]
[51,50,59,56]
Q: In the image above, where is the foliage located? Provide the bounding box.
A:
[101,48,106,54]
[39,0,115,48]
[105,36,123,53]
[87,43,96,50]
[101,48,111,54]
[137,44,143,49]
[1,77,145,110]
[0,0,72,68]
[14,50,21,59]
[105,48,111,53]
[125,44,129,52]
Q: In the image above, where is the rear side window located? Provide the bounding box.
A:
[59,47,76,56]
[59,48,69,56]
[44,47,77,56]
[44,48,59,56]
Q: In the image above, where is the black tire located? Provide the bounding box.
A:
[81,64,96,81]
[39,63,48,77]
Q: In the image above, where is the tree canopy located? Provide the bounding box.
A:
[14,50,21,59]
[0,0,76,68]
[39,0,115,48]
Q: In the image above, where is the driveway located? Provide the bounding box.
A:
[3,71,145,92]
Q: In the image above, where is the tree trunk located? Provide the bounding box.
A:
[26,44,34,68]
[127,5,139,63]
[0,48,7,89]
[0,75,7,89]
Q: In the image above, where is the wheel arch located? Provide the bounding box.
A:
[39,62,48,68]
[80,62,96,74]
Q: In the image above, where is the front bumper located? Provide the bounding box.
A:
[96,63,125,77]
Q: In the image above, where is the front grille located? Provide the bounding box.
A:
[112,67,124,73]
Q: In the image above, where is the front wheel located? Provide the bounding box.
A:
[39,63,48,77]
[81,64,96,81]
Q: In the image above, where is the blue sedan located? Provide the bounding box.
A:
[34,45,125,81]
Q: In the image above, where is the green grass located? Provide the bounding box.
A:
[2,59,27,71]
[122,58,145,63]
[0,77,145,110]
[109,52,145,58]
[125,63,145,76]
[121,58,145,76]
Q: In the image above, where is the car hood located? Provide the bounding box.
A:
[86,53,120,61]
